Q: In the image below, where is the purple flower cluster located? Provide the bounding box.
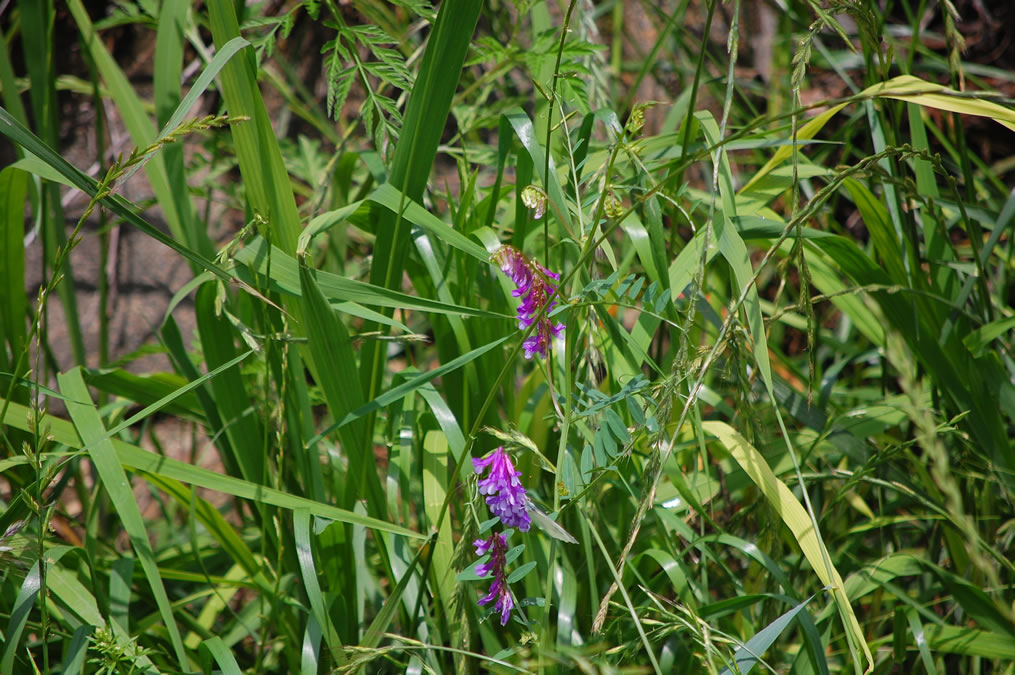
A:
[493,246,565,359]
[473,532,512,625]
[473,447,531,531]
[471,447,533,625]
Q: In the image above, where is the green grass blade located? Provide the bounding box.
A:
[906,609,938,674]
[367,0,483,283]
[416,383,467,462]
[306,335,510,448]
[160,314,240,476]
[864,74,1015,131]
[293,509,347,666]
[697,111,773,394]
[422,431,455,610]
[108,558,133,633]
[842,179,907,284]
[21,0,86,366]
[924,624,1015,660]
[296,258,383,519]
[59,626,92,675]
[802,230,1013,475]
[300,618,322,675]
[206,0,302,254]
[503,108,574,234]
[157,35,250,139]
[0,167,27,373]
[193,285,266,484]
[199,637,243,675]
[153,1,187,129]
[80,343,255,457]
[0,560,40,675]
[141,472,271,591]
[0,107,229,281]
[233,236,501,319]
[361,0,482,411]
[704,420,873,672]
[66,0,190,249]
[152,0,215,260]
[44,553,104,627]
[964,317,1015,358]
[0,397,424,538]
[58,367,189,668]
[0,26,28,128]
[359,533,430,650]
[410,225,481,428]
[697,534,793,594]
[82,368,203,419]
[745,74,1014,194]
[719,595,815,675]
[89,24,247,252]
[368,183,490,262]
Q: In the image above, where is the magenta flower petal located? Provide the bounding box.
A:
[473,532,514,625]
[473,447,531,531]
[492,245,565,359]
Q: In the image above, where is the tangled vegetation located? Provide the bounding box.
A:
[1,0,1014,672]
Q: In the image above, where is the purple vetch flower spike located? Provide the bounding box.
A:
[473,532,514,625]
[492,245,565,359]
[473,447,531,531]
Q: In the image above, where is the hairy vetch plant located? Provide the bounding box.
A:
[493,245,565,359]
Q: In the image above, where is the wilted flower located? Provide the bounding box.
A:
[474,532,513,625]
[520,185,547,220]
[473,447,531,531]
[492,245,565,359]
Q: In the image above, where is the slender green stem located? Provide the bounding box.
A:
[543,0,580,270]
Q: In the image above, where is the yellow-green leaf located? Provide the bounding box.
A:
[863,74,1015,132]
[703,421,873,673]
[742,74,1015,193]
